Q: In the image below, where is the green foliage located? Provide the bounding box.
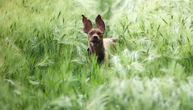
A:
[0,0,193,110]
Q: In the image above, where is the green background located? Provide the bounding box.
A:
[0,0,193,110]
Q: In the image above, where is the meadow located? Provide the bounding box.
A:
[0,0,193,110]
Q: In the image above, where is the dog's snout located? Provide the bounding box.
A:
[90,35,100,43]
[93,36,98,40]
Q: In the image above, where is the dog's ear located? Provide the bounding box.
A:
[82,15,92,34]
[95,15,105,33]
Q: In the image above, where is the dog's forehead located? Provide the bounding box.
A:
[88,28,102,34]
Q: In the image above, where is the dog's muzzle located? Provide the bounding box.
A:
[91,36,100,43]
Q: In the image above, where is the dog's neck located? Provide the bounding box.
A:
[88,41,105,63]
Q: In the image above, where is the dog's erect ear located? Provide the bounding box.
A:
[82,15,92,34]
[95,15,105,33]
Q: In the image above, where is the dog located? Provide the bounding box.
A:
[82,15,117,64]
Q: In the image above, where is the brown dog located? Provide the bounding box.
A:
[82,15,117,63]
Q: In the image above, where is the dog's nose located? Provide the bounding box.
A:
[93,36,98,40]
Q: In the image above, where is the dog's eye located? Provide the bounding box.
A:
[89,31,94,36]
[97,32,102,36]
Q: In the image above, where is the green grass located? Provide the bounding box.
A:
[0,0,193,110]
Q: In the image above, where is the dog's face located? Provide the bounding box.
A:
[82,15,105,47]
[87,28,103,46]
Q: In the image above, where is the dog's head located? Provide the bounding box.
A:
[82,15,105,47]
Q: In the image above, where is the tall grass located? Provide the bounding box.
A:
[0,0,193,110]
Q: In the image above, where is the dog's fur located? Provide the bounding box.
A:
[82,15,117,63]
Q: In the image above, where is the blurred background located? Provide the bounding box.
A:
[0,0,193,110]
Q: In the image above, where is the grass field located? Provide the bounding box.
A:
[0,0,193,110]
